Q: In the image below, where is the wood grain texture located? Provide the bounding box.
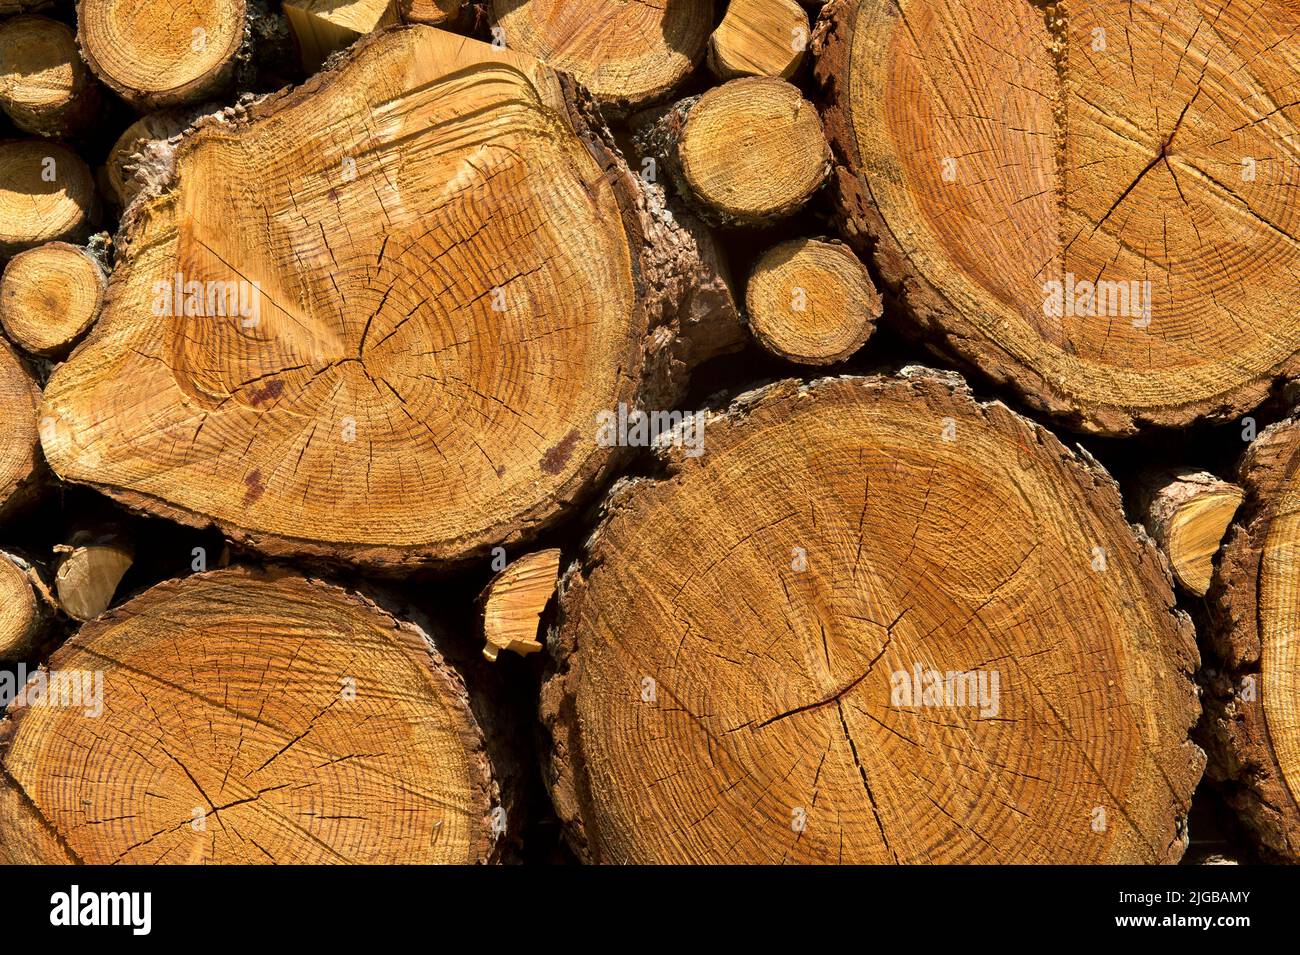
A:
[815,0,1300,434]
[542,371,1203,863]
[0,567,503,864]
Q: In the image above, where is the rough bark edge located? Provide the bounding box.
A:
[540,366,1204,864]
[0,564,509,864]
[1203,417,1300,861]
[50,24,740,573]
[811,1,1300,437]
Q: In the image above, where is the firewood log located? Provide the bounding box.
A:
[0,140,97,257]
[0,15,101,139]
[0,337,41,519]
[0,241,106,357]
[0,548,54,661]
[814,0,1300,435]
[76,0,249,109]
[38,26,739,570]
[640,77,830,227]
[709,0,810,80]
[1137,469,1242,597]
[0,568,509,863]
[489,0,714,113]
[284,0,399,73]
[52,525,134,621]
[398,0,462,25]
[541,370,1203,863]
[1205,418,1300,861]
[745,237,880,364]
[480,547,560,662]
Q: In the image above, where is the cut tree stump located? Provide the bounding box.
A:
[541,371,1203,863]
[0,15,102,139]
[284,0,399,73]
[39,26,739,570]
[481,547,560,662]
[1137,469,1242,597]
[0,548,54,662]
[490,0,714,113]
[52,525,134,621]
[745,237,880,364]
[0,241,106,357]
[0,337,41,519]
[0,568,507,864]
[77,0,248,109]
[708,0,810,80]
[643,77,830,227]
[815,0,1300,435]
[0,140,97,257]
[1206,418,1300,861]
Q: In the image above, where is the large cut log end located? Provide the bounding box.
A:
[542,371,1203,863]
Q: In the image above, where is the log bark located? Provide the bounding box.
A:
[1136,469,1242,597]
[0,140,97,257]
[284,0,399,73]
[0,336,41,519]
[76,0,248,109]
[0,567,508,863]
[0,240,106,357]
[1205,418,1300,861]
[481,547,560,662]
[814,0,1300,435]
[53,524,134,621]
[105,106,213,208]
[0,15,102,139]
[489,0,714,114]
[39,25,739,570]
[541,370,1203,863]
[708,0,810,80]
[745,237,879,364]
[0,548,55,662]
[639,77,830,227]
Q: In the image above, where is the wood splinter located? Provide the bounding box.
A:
[481,548,561,662]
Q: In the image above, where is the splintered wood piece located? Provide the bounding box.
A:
[0,337,41,519]
[106,108,210,208]
[0,549,53,661]
[815,0,1300,435]
[481,547,561,662]
[0,15,101,139]
[0,242,106,357]
[541,371,1203,864]
[284,0,398,73]
[745,237,880,364]
[0,140,96,257]
[77,0,248,109]
[490,0,714,113]
[649,77,830,226]
[398,0,462,25]
[1205,418,1300,861]
[39,26,738,569]
[709,0,810,80]
[53,527,134,621]
[1138,469,1242,596]
[0,568,504,864]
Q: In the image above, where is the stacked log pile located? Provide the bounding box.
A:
[0,0,1295,865]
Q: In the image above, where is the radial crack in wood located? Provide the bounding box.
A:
[541,371,1203,863]
[39,26,738,569]
[814,0,1300,434]
[0,568,504,864]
